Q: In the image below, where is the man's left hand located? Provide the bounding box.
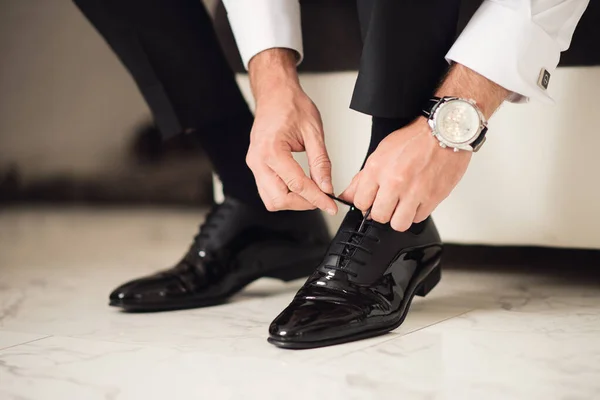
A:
[340,118,471,232]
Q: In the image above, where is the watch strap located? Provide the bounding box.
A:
[470,126,488,152]
[421,97,442,118]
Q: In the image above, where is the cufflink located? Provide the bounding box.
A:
[538,68,551,90]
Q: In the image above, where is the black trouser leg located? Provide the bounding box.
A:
[73,0,263,208]
[353,0,461,120]
[354,0,461,157]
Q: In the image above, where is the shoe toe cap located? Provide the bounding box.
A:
[269,300,364,343]
[109,274,187,306]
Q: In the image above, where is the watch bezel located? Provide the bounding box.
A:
[428,98,487,152]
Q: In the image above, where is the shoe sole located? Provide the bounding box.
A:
[267,256,442,349]
[109,244,327,312]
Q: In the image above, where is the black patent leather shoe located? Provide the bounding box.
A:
[268,207,442,349]
[109,197,331,311]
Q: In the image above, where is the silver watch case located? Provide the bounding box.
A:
[427,97,488,152]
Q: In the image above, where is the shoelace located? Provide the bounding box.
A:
[323,194,379,278]
[193,202,234,248]
[172,202,235,275]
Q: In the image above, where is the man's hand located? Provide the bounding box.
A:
[341,118,471,231]
[341,64,509,231]
[246,49,337,215]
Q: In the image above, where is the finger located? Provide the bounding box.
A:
[370,187,400,224]
[390,197,420,232]
[255,166,316,211]
[339,173,361,204]
[305,132,333,194]
[270,154,338,215]
[353,174,379,212]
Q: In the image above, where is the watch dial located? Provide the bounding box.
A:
[436,100,481,144]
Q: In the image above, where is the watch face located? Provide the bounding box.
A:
[435,100,481,144]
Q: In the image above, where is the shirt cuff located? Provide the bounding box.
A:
[223,0,303,70]
[446,1,561,104]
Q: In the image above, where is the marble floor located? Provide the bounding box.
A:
[1,207,599,400]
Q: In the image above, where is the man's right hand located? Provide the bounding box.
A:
[246,49,337,215]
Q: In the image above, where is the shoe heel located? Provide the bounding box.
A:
[415,265,441,297]
[266,262,318,282]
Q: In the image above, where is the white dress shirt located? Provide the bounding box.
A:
[222,0,589,103]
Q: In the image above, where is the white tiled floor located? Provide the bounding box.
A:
[1,207,599,400]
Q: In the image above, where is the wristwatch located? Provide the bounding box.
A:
[421,96,488,152]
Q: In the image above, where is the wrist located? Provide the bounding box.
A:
[414,117,438,148]
[392,117,434,142]
[435,63,509,120]
[249,48,301,103]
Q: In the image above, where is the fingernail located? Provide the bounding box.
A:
[320,178,333,193]
[326,208,336,216]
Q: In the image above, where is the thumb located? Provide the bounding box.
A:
[305,134,334,194]
[339,173,360,204]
